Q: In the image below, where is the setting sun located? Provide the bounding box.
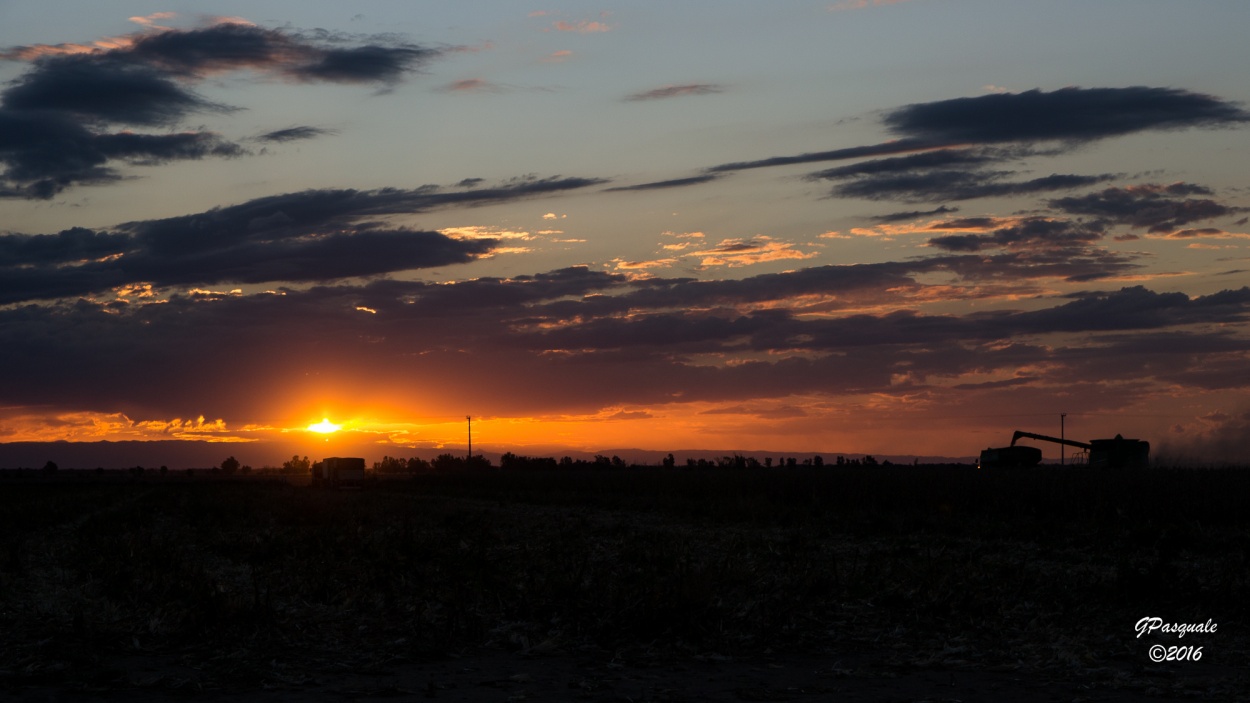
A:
[307,418,342,434]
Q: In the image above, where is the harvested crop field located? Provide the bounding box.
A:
[2,466,1248,701]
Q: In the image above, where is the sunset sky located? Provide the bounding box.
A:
[2,1,1249,466]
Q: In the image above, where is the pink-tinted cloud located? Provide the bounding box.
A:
[626,83,725,101]
[441,78,501,93]
[611,257,679,270]
[1157,228,1250,240]
[690,236,819,268]
[128,12,177,29]
[553,20,612,33]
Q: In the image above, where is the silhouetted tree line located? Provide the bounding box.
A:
[500,452,558,470]
[373,455,433,473]
[434,454,492,470]
[12,451,894,477]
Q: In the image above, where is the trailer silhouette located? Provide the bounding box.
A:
[312,457,366,487]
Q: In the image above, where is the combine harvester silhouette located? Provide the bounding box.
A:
[978,430,1149,469]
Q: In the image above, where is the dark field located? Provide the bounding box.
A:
[2,466,1248,701]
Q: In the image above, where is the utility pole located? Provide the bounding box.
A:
[467,415,472,463]
[1060,413,1067,466]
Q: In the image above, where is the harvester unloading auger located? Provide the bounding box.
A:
[978,430,1149,469]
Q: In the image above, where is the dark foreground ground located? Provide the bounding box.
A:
[2,466,1247,701]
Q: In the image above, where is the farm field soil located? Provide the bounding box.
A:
[1,467,1247,701]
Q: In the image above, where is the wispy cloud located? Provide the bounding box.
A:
[690,236,819,268]
[256,125,337,143]
[127,12,177,30]
[440,78,503,93]
[605,174,721,191]
[553,20,612,33]
[611,258,679,271]
[625,83,725,102]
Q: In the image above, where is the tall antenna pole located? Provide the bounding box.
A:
[467,415,472,463]
[1060,413,1067,466]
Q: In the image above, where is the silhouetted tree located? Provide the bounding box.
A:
[282,455,311,474]
[374,456,409,474]
[221,456,240,475]
[501,452,558,470]
[433,453,462,471]
[42,460,58,472]
[663,453,676,469]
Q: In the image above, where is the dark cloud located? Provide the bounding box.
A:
[805,144,1120,201]
[802,142,1116,203]
[707,140,932,173]
[122,23,293,74]
[3,259,1247,423]
[869,205,959,223]
[625,84,725,101]
[0,227,129,265]
[290,44,435,83]
[929,248,1140,284]
[0,24,440,198]
[1009,286,1250,334]
[711,87,1247,174]
[605,174,720,191]
[119,176,604,254]
[257,126,337,143]
[0,177,605,303]
[808,148,1006,179]
[703,87,1247,206]
[0,228,495,305]
[1165,228,1227,239]
[831,170,1115,203]
[1049,184,1242,232]
[121,23,438,84]
[1,55,228,126]
[0,109,244,199]
[883,87,1249,145]
[927,217,1105,252]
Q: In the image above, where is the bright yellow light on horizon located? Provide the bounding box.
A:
[307,418,341,434]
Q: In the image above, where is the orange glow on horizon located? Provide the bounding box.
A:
[307,418,342,434]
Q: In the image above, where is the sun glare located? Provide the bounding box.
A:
[307,418,341,434]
